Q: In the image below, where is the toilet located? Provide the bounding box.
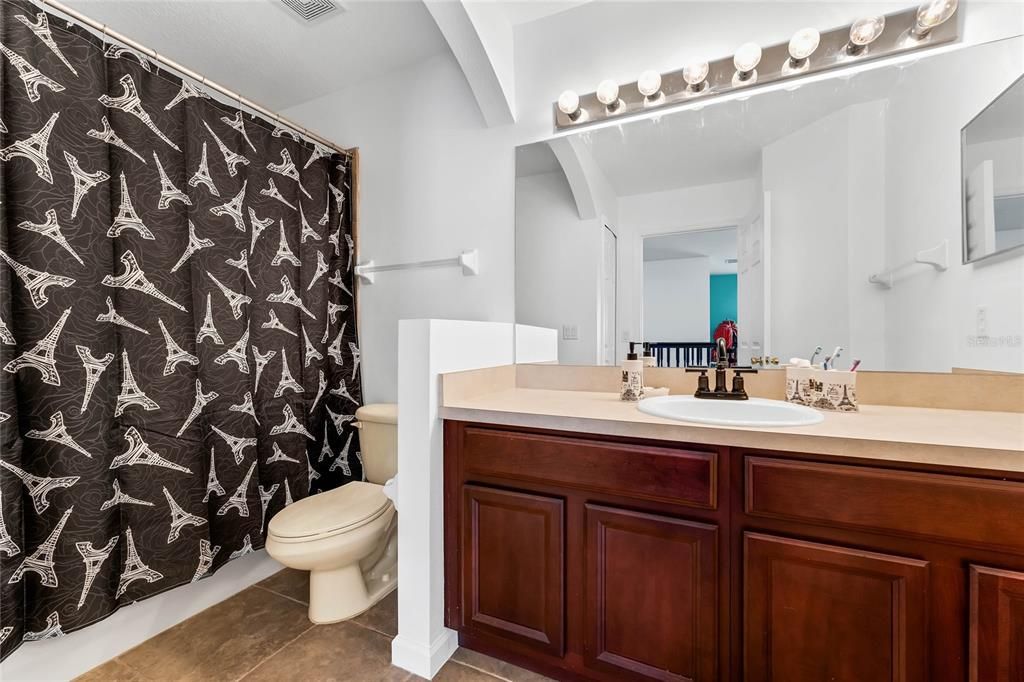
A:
[266,403,398,624]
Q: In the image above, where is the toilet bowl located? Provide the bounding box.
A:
[265,403,398,624]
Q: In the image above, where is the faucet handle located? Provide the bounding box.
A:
[733,367,758,374]
[686,368,711,394]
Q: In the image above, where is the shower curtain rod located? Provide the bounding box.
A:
[31,0,354,158]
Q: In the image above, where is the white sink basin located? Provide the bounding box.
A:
[637,395,824,427]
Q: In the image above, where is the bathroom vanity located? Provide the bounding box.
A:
[475,28,1024,680]
[440,369,1024,682]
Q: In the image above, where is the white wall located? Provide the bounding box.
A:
[515,324,559,363]
[282,54,518,403]
[515,171,601,365]
[763,109,850,363]
[845,100,889,370]
[762,102,888,368]
[884,38,1024,373]
[393,320,527,678]
[643,258,711,342]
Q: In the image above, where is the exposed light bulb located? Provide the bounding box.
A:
[788,27,820,62]
[637,70,662,98]
[557,89,581,118]
[733,42,762,81]
[596,80,620,108]
[683,61,710,89]
[913,0,958,36]
[849,15,885,49]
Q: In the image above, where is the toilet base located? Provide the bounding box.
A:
[307,550,397,624]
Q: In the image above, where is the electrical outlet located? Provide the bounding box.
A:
[562,324,579,341]
[976,306,989,336]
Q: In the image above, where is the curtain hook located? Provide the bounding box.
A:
[101,23,109,44]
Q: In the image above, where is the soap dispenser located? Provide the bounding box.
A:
[621,351,644,402]
[642,342,656,368]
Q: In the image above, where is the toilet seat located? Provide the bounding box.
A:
[269,482,391,543]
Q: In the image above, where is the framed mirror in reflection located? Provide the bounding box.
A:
[515,35,1023,375]
[962,74,1024,263]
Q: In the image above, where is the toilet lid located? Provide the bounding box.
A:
[268,481,391,540]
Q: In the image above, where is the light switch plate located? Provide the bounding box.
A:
[562,324,579,341]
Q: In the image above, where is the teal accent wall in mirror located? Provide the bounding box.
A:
[710,275,738,341]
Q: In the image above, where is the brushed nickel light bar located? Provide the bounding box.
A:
[553,1,960,131]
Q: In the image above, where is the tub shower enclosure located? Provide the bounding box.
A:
[0,0,362,659]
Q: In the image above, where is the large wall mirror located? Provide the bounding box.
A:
[515,35,1024,375]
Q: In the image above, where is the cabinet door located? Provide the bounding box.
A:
[462,484,564,657]
[584,504,718,681]
[970,565,1024,682]
[744,532,929,682]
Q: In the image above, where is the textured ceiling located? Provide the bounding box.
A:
[63,0,450,110]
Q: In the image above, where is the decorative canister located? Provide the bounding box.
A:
[809,369,859,412]
[784,366,815,406]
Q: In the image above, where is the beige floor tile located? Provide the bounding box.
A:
[115,587,313,681]
[256,568,310,605]
[452,648,554,682]
[430,661,503,681]
[242,620,409,681]
[74,659,146,682]
[351,588,398,637]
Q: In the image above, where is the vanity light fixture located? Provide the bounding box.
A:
[596,79,622,112]
[732,42,762,85]
[786,28,820,72]
[552,4,959,130]
[557,89,583,121]
[847,15,886,54]
[683,61,710,92]
[912,0,958,38]
[637,70,663,103]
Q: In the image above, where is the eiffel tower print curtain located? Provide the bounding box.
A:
[0,0,362,659]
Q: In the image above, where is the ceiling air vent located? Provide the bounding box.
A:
[279,0,340,22]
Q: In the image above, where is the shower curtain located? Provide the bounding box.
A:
[0,0,362,659]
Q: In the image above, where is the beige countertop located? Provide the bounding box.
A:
[440,386,1024,473]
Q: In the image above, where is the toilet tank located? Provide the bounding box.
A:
[355,403,397,484]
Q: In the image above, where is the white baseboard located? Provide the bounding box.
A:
[0,550,283,682]
[390,628,459,680]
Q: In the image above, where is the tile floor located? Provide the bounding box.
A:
[76,568,552,682]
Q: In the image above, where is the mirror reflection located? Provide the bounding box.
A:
[516,36,1024,374]
[962,75,1024,262]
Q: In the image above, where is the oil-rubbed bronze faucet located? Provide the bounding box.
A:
[686,337,758,400]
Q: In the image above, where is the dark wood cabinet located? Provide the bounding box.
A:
[969,565,1024,682]
[462,484,565,657]
[443,421,1024,682]
[743,532,929,682]
[584,504,718,681]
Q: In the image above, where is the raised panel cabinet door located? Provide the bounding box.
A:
[743,532,929,682]
[584,504,719,681]
[462,484,565,657]
[970,565,1024,682]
